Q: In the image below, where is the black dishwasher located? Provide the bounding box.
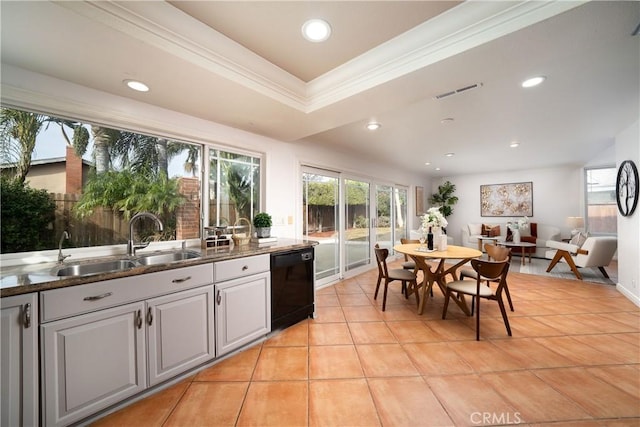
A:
[270,247,315,330]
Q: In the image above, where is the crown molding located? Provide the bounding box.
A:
[53,0,586,113]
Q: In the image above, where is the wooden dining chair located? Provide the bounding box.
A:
[442,258,512,341]
[459,244,514,312]
[399,238,418,270]
[374,245,418,311]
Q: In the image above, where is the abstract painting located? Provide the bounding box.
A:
[480,182,533,217]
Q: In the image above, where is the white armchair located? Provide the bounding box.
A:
[545,236,617,280]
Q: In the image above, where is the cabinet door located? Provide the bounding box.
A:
[215,271,270,356]
[146,286,215,386]
[1,293,38,427]
[42,302,146,427]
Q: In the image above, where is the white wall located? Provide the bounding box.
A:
[0,65,428,240]
[615,120,640,305]
[437,166,584,245]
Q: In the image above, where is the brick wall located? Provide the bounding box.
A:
[176,177,201,240]
[65,146,83,193]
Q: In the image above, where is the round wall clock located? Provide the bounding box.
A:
[616,160,639,217]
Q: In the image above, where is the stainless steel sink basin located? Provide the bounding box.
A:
[136,250,201,266]
[55,259,137,277]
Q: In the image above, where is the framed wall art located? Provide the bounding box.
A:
[480,182,533,217]
[415,186,424,215]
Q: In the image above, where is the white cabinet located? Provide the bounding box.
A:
[147,286,214,386]
[214,255,270,356]
[41,302,146,427]
[1,293,38,427]
[40,264,215,427]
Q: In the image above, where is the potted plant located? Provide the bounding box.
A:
[429,181,458,234]
[253,212,272,238]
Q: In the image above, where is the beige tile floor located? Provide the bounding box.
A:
[92,261,639,426]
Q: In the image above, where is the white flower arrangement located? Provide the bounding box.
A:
[507,216,529,231]
[422,207,448,231]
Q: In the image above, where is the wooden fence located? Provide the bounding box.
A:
[51,193,129,247]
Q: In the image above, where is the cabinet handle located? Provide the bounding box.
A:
[216,290,221,305]
[171,276,191,284]
[146,307,153,326]
[242,265,248,271]
[83,292,113,301]
[136,310,142,329]
[23,303,31,328]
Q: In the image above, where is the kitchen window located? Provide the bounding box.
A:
[0,106,261,255]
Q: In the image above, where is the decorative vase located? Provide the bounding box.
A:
[440,233,448,251]
[432,227,442,250]
[427,227,434,250]
[256,227,271,238]
[513,229,521,244]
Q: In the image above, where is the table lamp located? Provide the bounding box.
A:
[566,216,584,236]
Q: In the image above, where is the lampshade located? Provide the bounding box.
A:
[567,216,585,229]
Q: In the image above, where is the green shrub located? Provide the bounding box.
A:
[1,176,56,252]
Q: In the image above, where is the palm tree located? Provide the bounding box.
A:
[91,126,120,174]
[0,109,46,183]
[50,119,90,157]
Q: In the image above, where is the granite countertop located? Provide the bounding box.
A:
[0,239,317,297]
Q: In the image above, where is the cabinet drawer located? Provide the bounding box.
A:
[40,264,213,322]
[214,254,269,282]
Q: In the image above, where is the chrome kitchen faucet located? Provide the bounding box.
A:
[127,212,164,256]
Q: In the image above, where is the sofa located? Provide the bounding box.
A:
[461,222,561,258]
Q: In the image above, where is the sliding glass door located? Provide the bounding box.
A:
[302,167,409,285]
[345,179,370,272]
[302,168,340,284]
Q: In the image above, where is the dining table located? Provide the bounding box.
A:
[393,243,483,315]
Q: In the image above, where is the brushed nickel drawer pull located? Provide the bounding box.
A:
[83,292,113,301]
[242,265,249,271]
[216,290,221,305]
[136,310,142,329]
[146,307,153,325]
[171,276,192,283]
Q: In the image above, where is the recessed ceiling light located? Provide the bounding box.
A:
[445,152,455,157]
[521,76,546,88]
[510,141,520,148]
[440,118,454,124]
[366,122,381,131]
[301,19,331,42]
[424,162,431,166]
[124,79,149,92]
[435,167,441,171]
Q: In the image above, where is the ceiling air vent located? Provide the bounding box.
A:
[434,82,483,100]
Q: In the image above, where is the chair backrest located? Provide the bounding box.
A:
[485,244,512,262]
[374,245,390,278]
[470,258,510,292]
[575,236,617,268]
[400,238,419,261]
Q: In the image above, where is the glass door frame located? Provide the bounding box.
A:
[301,166,410,285]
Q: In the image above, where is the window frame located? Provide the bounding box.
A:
[584,165,617,236]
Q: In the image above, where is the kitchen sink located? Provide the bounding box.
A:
[55,259,138,277]
[53,250,201,277]
[135,250,201,266]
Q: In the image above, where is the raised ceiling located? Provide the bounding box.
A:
[1,1,638,177]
